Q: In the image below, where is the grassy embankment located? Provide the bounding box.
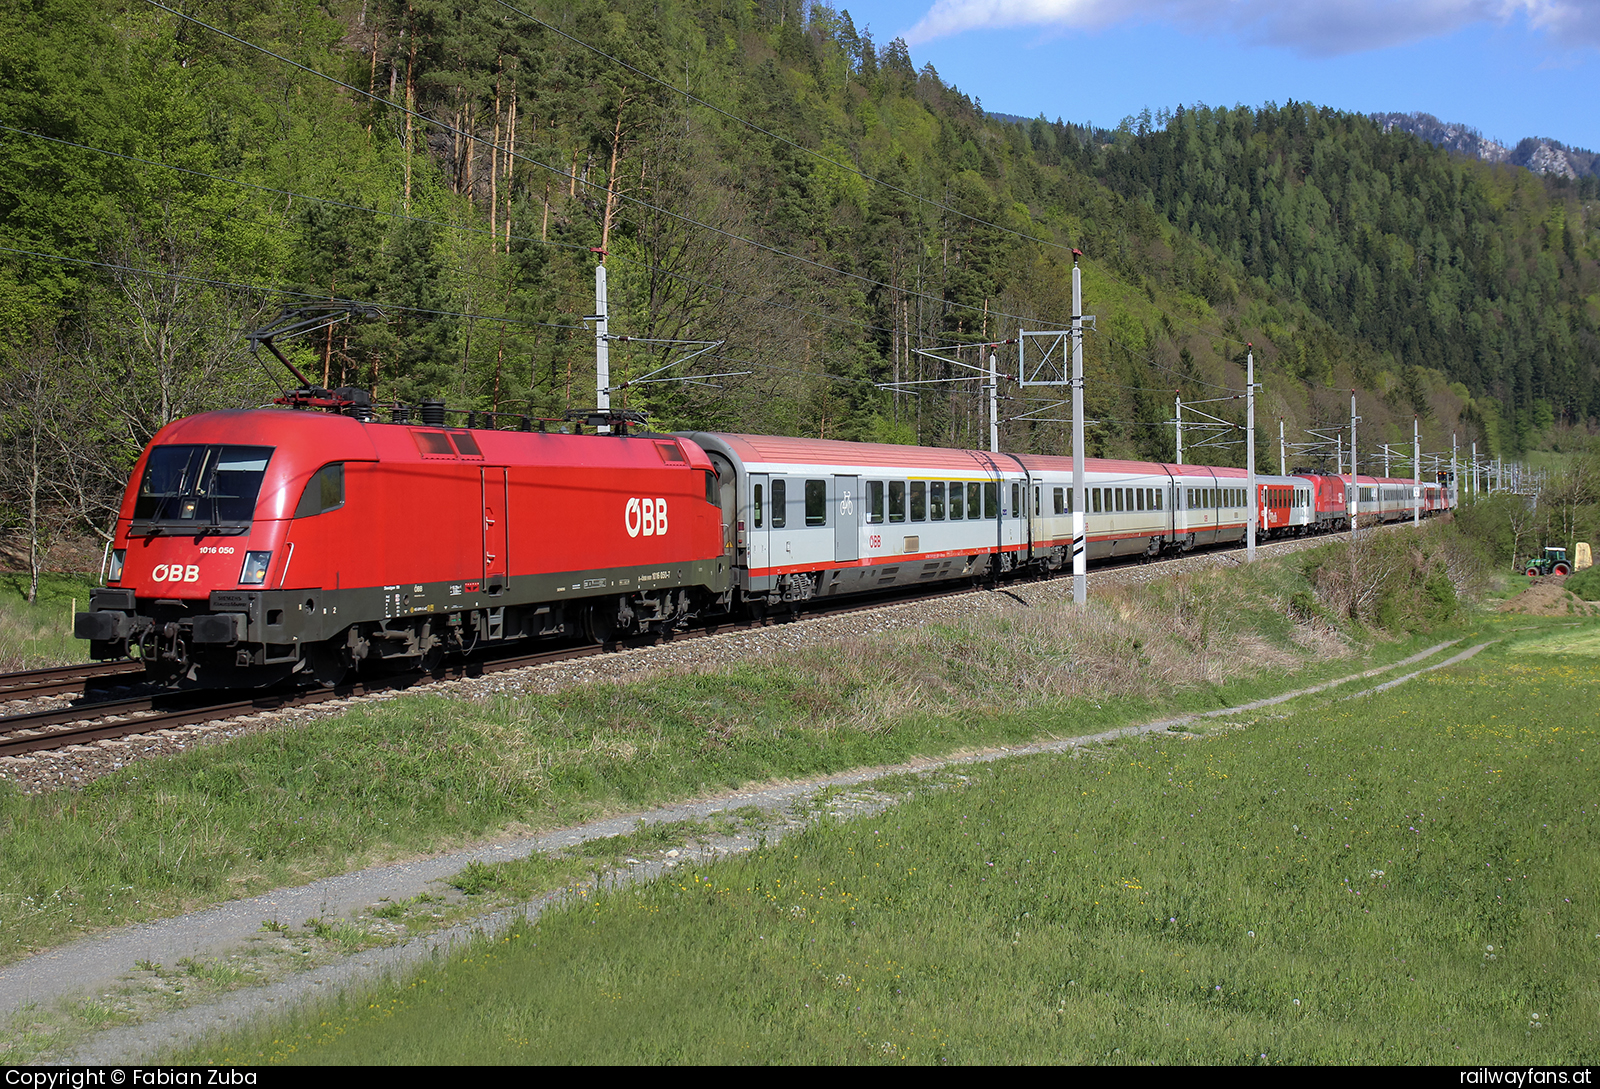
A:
[0,572,99,670]
[0,530,1471,964]
[169,620,1600,1064]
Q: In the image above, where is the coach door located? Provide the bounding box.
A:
[481,467,508,591]
[834,475,859,563]
[746,473,770,577]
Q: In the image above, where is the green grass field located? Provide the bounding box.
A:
[167,624,1600,1065]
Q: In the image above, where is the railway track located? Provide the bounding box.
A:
[0,660,147,702]
[0,523,1405,763]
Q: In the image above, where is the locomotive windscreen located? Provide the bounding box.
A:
[131,444,275,530]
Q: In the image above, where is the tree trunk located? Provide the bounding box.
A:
[601,93,629,254]
[403,10,417,209]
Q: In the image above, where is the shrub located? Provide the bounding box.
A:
[1566,564,1600,601]
[1304,521,1483,632]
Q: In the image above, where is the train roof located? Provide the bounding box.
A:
[148,408,711,469]
[688,434,1300,483]
[683,432,993,472]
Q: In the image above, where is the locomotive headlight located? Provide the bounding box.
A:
[107,549,125,583]
[239,551,272,585]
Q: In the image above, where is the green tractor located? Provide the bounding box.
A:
[1524,546,1572,578]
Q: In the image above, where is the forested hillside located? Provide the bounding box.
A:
[3,0,1597,573]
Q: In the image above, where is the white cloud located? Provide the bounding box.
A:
[903,0,1600,55]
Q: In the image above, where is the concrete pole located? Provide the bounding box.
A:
[1246,346,1256,563]
[988,348,999,454]
[1175,393,1183,465]
[1413,415,1420,526]
[1451,433,1458,510]
[1350,390,1359,538]
[1279,418,1285,476]
[594,262,610,429]
[1072,257,1086,606]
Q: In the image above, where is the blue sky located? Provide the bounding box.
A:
[835,1,1600,152]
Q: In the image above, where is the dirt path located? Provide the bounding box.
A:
[6,638,1480,1064]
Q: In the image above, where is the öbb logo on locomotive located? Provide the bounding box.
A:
[73,405,1448,690]
[624,497,669,537]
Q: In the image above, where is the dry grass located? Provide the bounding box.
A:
[745,568,1350,734]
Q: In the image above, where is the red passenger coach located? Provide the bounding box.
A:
[77,409,729,686]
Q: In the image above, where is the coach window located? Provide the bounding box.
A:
[983,482,999,519]
[753,483,764,528]
[805,479,827,526]
[1092,488,1102,514]
[1135,489,1145,512]
[930,482,945,521]
[1114,488,1124,513]
[889,480,906,523]
[910,481,926,521]
[949,483,965,520]
[772,479,787,528]
[1053,487,1065,516]
[294,463,345,518]
[1011,483,1021,517]
[868,481,884,524]
[966,483,981,519]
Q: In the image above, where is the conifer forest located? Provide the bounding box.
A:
[3,0,1597,560]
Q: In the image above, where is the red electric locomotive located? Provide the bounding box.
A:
[75,408,729,686]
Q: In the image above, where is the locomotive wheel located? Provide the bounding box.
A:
[305,645,350,688]
[582,601,619,645]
